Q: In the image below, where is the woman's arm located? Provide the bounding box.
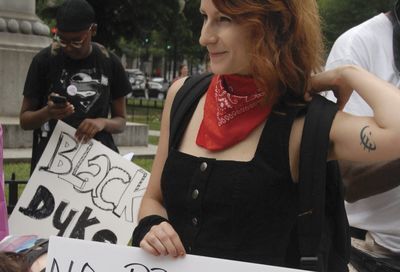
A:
[136,77,188,257]
[312,65,400,162]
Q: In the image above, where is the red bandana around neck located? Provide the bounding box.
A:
[196,74,272,151]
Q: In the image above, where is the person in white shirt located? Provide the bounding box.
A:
[326,1,400,256]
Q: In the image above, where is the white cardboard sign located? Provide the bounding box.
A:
[9,121,149,245]
[47,236,308,272]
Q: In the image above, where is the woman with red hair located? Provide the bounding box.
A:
[133,0,400,270]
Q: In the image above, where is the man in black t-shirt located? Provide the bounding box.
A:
[20,0,131,173]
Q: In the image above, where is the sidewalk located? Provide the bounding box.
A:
[149,130,160,137]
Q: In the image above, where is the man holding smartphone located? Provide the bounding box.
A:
[20,0,131,174]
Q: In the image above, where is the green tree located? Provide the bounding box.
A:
[318,0,396,49]
[182,0,206,71]
[36,0,179,53]
[36,0,206,75]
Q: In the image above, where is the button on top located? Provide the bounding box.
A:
[200,162,208,172]
[192,189,199,199]
[192,217,199,226]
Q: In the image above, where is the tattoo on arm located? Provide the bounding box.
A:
[360,125,377,152]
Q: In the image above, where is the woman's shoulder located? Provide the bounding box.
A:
[167,77,188,99]
[159,77,188,121]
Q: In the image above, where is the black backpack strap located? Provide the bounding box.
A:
[297,95,338,271]
[169,72,213,150]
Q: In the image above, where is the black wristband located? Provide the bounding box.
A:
[132,215,169,247]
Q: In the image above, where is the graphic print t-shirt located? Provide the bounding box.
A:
[24,44,130,129]
[23,43,131,155]
[52,58,111,129]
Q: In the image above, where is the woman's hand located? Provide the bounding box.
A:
[140,221,186,257]
[308,66,356,110]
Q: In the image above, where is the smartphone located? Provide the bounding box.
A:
[50,94,67,105]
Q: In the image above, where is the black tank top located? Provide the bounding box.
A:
[161,104,304,267]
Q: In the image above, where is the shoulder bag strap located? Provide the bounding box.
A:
[169,72,213,150]
[298,94,338,271]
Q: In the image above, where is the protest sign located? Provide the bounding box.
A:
[9,121,149,245]
[47,236,309,272]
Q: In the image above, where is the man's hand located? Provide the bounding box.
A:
[75,118,106,143]
[307,66,355,110]
[46,93,74,120]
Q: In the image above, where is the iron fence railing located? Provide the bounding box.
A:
[5,173,27,214]
[126,98,164,123]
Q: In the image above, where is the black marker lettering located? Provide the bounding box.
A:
[50,258,60,272]
[81,263,95,272]
[53,201,78,236]
[19,185,55,219]
[92,229,117,244]
[69,207,100,239]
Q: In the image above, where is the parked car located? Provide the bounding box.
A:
[127,76,167,100]
[147,81,165,99]
[151,77,170,92]
[126,68,144,83]
[125,69,146,98]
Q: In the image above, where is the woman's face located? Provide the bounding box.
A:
[199,0,253,76]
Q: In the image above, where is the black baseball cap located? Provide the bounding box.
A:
[56,0,95,32]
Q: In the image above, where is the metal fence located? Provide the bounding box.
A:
[5,173,27,214]
[126,98,165,124]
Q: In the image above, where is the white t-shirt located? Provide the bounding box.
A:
[326,13,400,253]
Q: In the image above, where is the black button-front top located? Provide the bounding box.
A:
[161,106,302,267]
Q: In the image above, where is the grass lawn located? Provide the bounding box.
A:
[132,158,154,172]
[3,163,30,203]
[4,162,31,181]
[126,98,164,131]
[148,136,159,145]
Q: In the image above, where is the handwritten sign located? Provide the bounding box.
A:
[47,236,308,272]
[9,121,149,245]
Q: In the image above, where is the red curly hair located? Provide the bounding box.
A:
[212,0,324,105]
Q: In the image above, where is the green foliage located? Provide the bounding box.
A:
[36,0,181,52]
[319,0,396,49]
[36,0,205,71]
